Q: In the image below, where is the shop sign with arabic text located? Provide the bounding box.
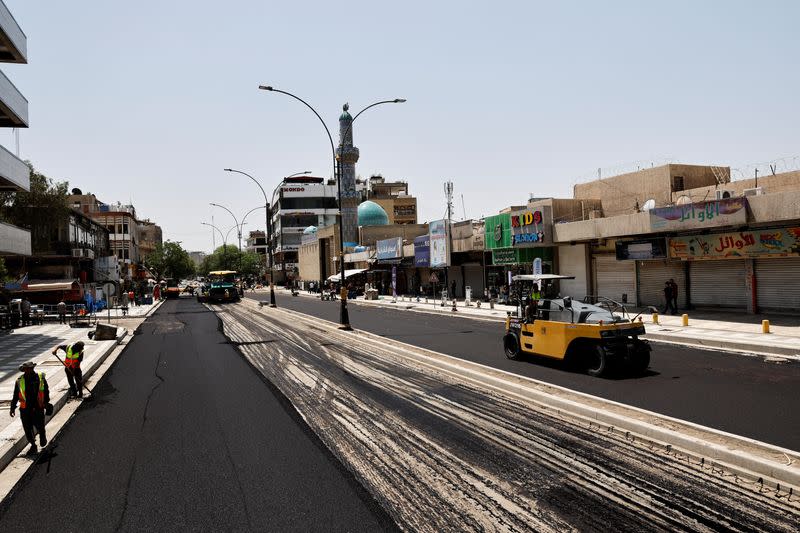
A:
[669,227,800,260]
[650,198,747,231]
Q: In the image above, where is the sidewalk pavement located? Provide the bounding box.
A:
[268,287,800,360]
[0,322,127,468]
[89,299,162,320]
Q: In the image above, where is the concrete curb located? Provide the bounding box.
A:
[644,331,800,359]
[242,298,800,492]
[0,329,128,472]
[143,298,165,318]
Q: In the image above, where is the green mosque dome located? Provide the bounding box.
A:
[357,201,389,226]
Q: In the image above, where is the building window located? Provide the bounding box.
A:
[123,223,129,234]
[107,225,114,234]
[672,176,684,192]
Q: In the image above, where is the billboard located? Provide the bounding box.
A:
[376,237,402,261]
[429,219,448,268]
[413,235,430,267]
[669,227,800,261]
[650,198,747,231]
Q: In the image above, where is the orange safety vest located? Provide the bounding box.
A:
[18,372,46,409]
[65,344,81,369]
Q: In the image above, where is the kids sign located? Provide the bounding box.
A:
[669,227,800,260]
[510,207,551,247]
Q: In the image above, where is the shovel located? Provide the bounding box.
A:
[50,352,94,401]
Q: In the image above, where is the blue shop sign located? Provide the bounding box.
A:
[414,235,430,267]
[377,237,402,260]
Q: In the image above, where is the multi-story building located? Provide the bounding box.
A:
[0,1,31,258]
[68,192,145,280]
[188,251,207,269]
[366,175,418,224]
[137,219,163,260]
[269,175,367,282]
[246,230,267,259]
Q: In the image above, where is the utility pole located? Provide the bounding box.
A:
[445,181,454,301]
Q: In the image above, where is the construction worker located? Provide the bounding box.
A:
[10,362,49,455]
[53,341,85,398]
[530,283,542,301]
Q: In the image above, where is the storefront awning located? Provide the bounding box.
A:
[19,279,81,292]
[326,269,367,283]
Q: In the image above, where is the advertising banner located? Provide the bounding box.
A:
[510,207,552,247]
[376,237,402,261]
[429,219,448,268]
[413,235,430,267]
[650,198,747,231]
[669,227,800,261]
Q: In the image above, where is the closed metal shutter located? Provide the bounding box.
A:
[689,260,746,309]
[593,254,636,305]
[756,258,800,313]
[463,265,485,300]
[637,260,687,309]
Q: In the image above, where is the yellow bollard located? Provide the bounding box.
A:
[652,312,659,324]
[762,320,770,334]
[682,314,689,326]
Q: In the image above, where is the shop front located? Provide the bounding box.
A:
[669,226,800,313]
[615,238,687,310]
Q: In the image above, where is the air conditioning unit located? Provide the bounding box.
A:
[715,189,735,200]
[588,210,604,219]
[83,249,95,259]
[743,187,764,197]
[71,248,83,257]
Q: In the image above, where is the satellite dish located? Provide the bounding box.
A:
[642,199,656,211]
[676,195,692,205]
[71,188,82,195]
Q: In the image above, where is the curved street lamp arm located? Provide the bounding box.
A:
[200,222,225,244]
[210,202,241,237]
[341,99,406,151]
[224,169,268,205]
[241,205,266,229]
[259,85,337,177]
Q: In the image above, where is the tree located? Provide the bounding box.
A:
[145,241,195,281]
[0,162,69,253]
[197,245,263,278]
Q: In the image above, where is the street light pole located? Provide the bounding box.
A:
[224,168,280,307]
[259,85,405,331]
[201,221,238,270]
[210,202,242,272]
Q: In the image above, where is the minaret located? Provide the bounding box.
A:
[336,103,360,247]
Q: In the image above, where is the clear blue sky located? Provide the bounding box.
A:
[7,0,799,252]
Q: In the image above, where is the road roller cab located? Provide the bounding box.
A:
[502,275,651,377]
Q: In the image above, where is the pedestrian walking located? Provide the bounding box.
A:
[450,279,457,299]
[10,361,50,455]
[53,341,85,398]
[663,281,676,315]
[57,300,67,324]
[669,278,679,312]
[20,297,31,326]
[128,290,135,306]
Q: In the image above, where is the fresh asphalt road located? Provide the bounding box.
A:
[251,291,800,451]
[0,298,396,532]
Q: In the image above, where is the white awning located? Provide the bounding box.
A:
[326,269,367,283]
[21,279,81,292]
